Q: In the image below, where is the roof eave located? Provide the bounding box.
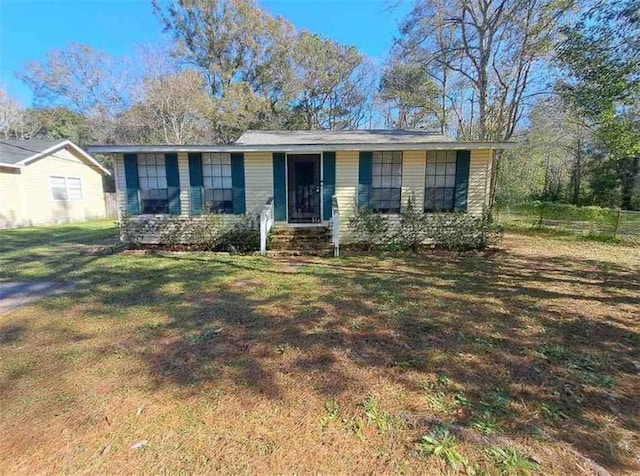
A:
[88,141,515,154]
[17,140,111,175]
[0,162,23,169]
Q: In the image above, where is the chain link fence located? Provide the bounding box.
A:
[494,202,640,240]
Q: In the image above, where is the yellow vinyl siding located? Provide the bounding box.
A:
[401,150,426,208]
[244,151,274,214]
[335,150,359,240]
[113,154,127,222]
[469,149,492,216]
[0,168,22,228]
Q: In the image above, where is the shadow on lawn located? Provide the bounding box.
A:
[10,232,640,471]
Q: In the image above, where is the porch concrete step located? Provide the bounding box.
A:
[269,226,332,255]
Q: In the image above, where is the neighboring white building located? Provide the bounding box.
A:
[0,139,110,229]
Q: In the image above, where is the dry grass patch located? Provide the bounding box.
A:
[0,222,639,474]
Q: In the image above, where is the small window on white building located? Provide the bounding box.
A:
[67,177,83,200]
[50,176,83,201]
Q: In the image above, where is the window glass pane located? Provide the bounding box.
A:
[138,153,167,190]
[444,189,455,210]
[445,175,456,187]
[50,176,67,200]
[425,151,457,212]
[202,152,232,213]
[67,178,82,199]
[371,151,401,213]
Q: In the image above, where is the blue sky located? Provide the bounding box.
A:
[0,0,410,106]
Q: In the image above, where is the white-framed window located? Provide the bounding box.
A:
[50,176,83,201]
[372,151,402,213]
[425,151,457,212]
[202,152,233,214]
[137,153,169,214]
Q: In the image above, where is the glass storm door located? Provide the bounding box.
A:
[287,154,321,223]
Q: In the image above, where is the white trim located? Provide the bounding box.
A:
[18,140,111,175]
[0,163,23,170]
[89,141,515,155]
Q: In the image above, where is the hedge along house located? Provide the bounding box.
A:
[89,130,514,254]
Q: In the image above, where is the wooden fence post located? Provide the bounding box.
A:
[613,209,621,237]
[537,203,544,228]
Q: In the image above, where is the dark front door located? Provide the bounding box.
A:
[287,154,321,223]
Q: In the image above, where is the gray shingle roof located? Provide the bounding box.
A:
[0,139,67,165]
[235,129,454,146]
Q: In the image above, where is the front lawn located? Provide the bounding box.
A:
[1,221,638,474]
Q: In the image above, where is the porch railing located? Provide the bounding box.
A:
[331,195,340,257]
[259,196,275,256]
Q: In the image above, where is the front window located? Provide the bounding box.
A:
[138,153,169,214]
[371,151,402,213]
[202,152,233,214]
[50,176,83,201]
[425,151,456,212]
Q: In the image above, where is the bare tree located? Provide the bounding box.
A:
[116,70,212,144]
[289,32,374,130]
[18,43,130,120]
[0,90,42,140]
[396,0,574,141]
[379,62,441,129]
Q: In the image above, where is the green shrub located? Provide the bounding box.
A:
[347,205,390,250]
[118,212,260,253]
[219,214,260,253]
[392,195,427,251]
[347,201,502,252]
[424,211,502,251]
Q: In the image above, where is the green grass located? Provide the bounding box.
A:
[0,220,638,474]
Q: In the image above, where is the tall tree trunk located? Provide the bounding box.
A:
[572,138,582,204]
[620,155,640,210]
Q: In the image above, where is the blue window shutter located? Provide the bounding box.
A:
[231,152,246,214]
[165,153,181,215]
[454,150,471,212]
[188,153,203,215]
[358,151,373,209]
[123,153,140,215]
[322,151,336,221]
[273,152,286,221]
